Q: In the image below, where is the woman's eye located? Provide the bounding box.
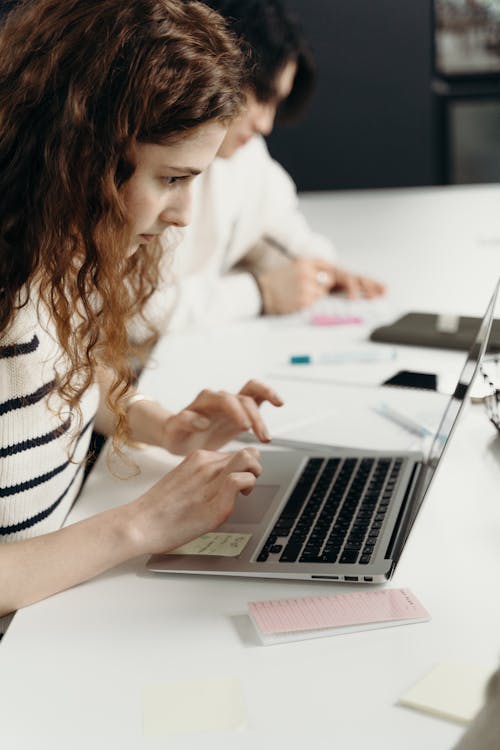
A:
[162,175,188,186]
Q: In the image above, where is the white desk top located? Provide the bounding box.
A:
[2,185,500,749]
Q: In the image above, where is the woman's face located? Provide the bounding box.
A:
[122,120,227,252]
[217,59,297,159]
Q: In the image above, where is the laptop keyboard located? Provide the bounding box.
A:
[256,456,403,565]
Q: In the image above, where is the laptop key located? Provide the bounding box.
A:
[279,544,302,563]
[340,551,358,564]
[320,548,339,563]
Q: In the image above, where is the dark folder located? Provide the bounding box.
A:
[370,312,500,352]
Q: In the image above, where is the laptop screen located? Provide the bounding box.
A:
[397,279,499,554]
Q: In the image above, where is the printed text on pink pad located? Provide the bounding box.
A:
[249,589,429,635]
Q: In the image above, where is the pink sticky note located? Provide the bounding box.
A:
[310,314,363,326]
[249,588,429,640]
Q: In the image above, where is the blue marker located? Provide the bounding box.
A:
[289,349,397,365]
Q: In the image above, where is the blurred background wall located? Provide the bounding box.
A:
[266,0,500,191]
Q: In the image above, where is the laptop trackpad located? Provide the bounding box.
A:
[230,485,280,525]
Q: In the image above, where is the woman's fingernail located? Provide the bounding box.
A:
[193,416,210,430]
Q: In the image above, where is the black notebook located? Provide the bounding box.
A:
[370,312,500,352]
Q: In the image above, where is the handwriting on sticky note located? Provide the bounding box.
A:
[249,588,430,643]
[399,662,492,725]
[170,532,252,557]
[142,678,246,736]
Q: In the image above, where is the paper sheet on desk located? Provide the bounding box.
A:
[259,379,448,453]
[271,296,393,329]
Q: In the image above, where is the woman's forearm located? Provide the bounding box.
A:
[0,503,141,617]
[0,445,262,618]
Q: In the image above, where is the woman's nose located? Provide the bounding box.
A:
[253,103,276,136]
[160,186,192,228]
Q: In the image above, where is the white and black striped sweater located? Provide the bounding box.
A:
[0,296,99,543]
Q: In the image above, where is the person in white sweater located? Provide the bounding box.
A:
[155,0,386,333]
[0,0,282,631]
[452,665,500,750]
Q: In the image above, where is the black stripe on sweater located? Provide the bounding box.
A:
[0,417,71,458]
[0,380,56,416]
[0,463,84,536]
[0,334,39,359]
[0,417,93,498]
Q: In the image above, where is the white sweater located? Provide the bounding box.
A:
[140,136,336,334]
[0,293,99,543]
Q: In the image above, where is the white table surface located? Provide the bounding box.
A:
[2,185,500,749]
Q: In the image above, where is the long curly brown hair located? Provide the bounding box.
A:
[0,0,243,452]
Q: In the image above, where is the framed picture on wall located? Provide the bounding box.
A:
[434,0,500,76]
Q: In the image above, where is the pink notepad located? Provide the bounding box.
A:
[249,588,430,645]
[310,314,363,326]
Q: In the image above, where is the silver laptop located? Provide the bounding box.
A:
[148,280,499,584]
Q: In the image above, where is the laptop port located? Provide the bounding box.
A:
[363,576,373,582]
[344,576,358,582]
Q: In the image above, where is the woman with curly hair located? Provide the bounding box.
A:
[0,0,282,625]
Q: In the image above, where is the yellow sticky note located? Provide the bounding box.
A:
[170,532,252,557]
[399,662,491,725]
[142,678,246,736]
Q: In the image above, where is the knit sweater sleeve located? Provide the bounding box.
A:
[0,299,99,543]
[452,666,500,750]
[161,270,262,331]
[250,137,337,265]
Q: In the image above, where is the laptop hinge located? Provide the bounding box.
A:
[384,462,422,563]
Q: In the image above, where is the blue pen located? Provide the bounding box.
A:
[374,402,433,438]
[290,349,397,365]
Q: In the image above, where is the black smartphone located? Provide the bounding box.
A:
[382,370,438,391]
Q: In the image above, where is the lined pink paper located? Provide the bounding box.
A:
[249,588,429,635]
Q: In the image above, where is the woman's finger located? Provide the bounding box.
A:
[209,449,262,512]
[223,446,262,477]
[223,471,259,497]
[238,394,271,443]
[238,379,284,407]
[189,389,252,431]
[359,276,386,297]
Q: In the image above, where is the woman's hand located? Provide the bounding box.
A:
[329,267,386,298]
[257,258,336,314]
[129,447,262,555]
[256,258,386,314]
[160,379,283,455]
